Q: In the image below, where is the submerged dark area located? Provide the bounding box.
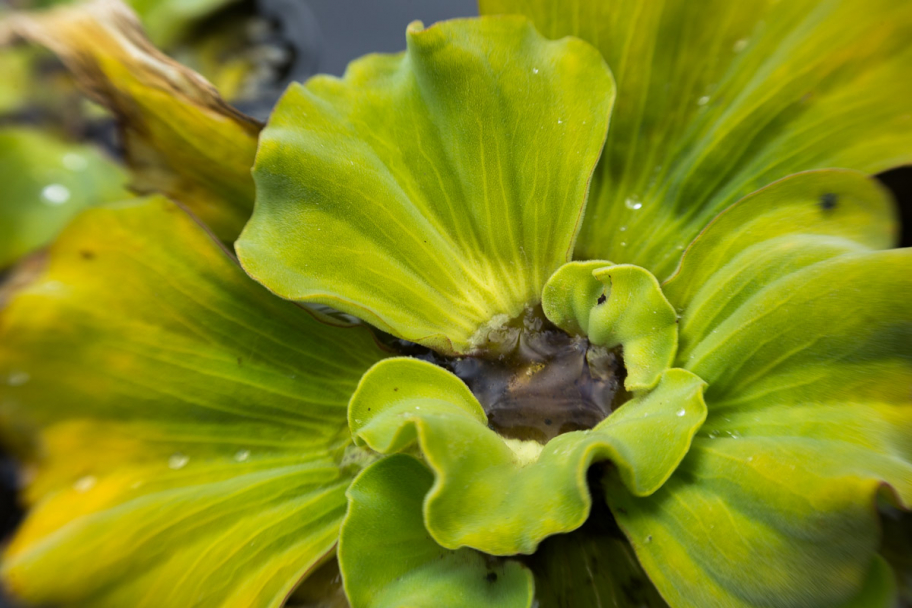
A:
[394,307,630,444]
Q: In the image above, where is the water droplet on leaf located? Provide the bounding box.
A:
[41,184,71,205]
[168,453,189,470]
[7,371,30,386]
[624,196,643,210]
[73,475,96,492]
[234,449,250,462]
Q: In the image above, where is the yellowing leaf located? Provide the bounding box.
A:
[2,0,261,241]
[0,196,387,607]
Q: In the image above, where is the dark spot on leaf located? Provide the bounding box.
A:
[393,387,398,392]
[544,418,552,426]
[79,250,95,260]
[486,572,497,583]
[820,193,838,211]
[597,294,607,305]
[367,407,371,411]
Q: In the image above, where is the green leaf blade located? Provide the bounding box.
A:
[0,196,387,607]
[603,171,912,607]
[543,262,679,391]
[483,0,912,279]
[4,1,262,242]
[237,17,616,354]
[663,169,898,314]
[0,127,129,269]
[607,436,903,608]
[339,454,534,608]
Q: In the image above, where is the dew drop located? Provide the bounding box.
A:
[624,196,643,210]
[73,475,96,492]
[676,408,686,417]
[234,449,250,462]
[557,119,563,124]
[620,241,627,247]
[41,184,71,206]
[168,453,189,470]
[7,371,30,386]
[619,225,627,232]
[62,153,88,171]
[697,96,710,106]
[732,38,749,53]
[532,67,539,74]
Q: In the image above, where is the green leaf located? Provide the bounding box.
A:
[3,0,262,241]
[236,16,615,354]
[543,262,678,391]
[604,228,912,605]
[349,358,706,555]
[663,169,897,314]
[481,0,912,279]
[607,440,903,608]
[0,195,388,607]
[662,169,898,363]
[681,249,912,408]
[339,454,534,608]
[0,127,129,269]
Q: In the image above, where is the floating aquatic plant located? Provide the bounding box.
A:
[0,0,910,606]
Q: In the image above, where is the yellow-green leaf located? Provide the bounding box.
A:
[482,0,912,279]
[543,262,678,391]
[2,0,262,241]
[339,454,534,608]
[0,195,387,607]
[0,126,128,269]
[236,16,615,354]
[604,175,912,607]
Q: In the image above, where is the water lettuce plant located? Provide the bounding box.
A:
[0,0,910,606]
